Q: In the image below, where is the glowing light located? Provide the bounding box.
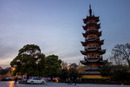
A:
[9,81,14,87]
[67,67,69,70]
[12,68,16,71]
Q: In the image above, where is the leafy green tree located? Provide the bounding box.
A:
[44,55,62,80]
[10,44,45,79]
[58,69,68,82]
[68,68,78,80]
[58,68,78,82]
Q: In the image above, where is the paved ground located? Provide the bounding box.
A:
[0,81,129,87]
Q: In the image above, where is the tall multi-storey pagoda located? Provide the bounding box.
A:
[80,5,107,80]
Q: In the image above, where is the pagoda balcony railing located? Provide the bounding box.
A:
[85,47,101,51]
[85,56,102,59]
[87,37,95,39]
[86,37,99,41]
[84,67,101,71]
[86,46,97,49]
[86,21,96,24]
[86,29,97,32]
[86,22,97,26]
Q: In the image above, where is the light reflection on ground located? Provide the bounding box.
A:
[9,81,14,87]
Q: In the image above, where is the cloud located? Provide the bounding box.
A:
[0,40,18,59]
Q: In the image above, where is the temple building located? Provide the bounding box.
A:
[80,5,107,80]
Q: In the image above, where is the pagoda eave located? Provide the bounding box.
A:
[80,60,87,65]
[83,16,100,23]
[81,40,104,46]
[82,24,100,30]
[81,41,87,46]
[80,50,87,55]
[82,30,101,37]
[80,49,106,55]
[99,49,106,54]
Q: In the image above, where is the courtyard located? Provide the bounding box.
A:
[0,81,129,87]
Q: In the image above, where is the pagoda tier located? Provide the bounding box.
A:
[84,67,101,71]
[82,31,102,37]
[83,16,100,23]
[80,49,106,55]
[81,40,104,46]
[82,23,100,30]
[80,59,107,65]
[86,37,100,42]
[84,56,103,59]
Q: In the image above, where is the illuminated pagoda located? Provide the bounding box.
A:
[80,5,107,80]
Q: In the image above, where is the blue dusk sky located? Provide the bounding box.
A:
[0,0,130,68]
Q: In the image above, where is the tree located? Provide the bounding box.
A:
[61,61,68,69]
[110,43,130,66]
[101,62,111,76]
[110,65,129,81]
[101,62,130,81]
[0,69,9,75]
[44,55,62,80]
[69,63,78,69]
[58,69,68,82]
[10,44,45,79]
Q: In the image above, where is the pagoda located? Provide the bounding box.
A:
[80,5,107,80]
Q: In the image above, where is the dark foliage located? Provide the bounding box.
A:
[10,44,45,79]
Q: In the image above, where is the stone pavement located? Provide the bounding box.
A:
[0,81,129,87]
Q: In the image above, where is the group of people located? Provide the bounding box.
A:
[66,77,81,86]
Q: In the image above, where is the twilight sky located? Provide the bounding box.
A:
[0,0,130,68]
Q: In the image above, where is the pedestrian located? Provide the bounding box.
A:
[67,77,71,85]
[14,77,18,84]
[73,77,77,86]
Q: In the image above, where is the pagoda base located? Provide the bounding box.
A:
[80,74,110,83]
[81,75,109,79]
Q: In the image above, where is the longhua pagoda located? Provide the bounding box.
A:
[80,5,107,81]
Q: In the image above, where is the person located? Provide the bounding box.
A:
[14,77,18,84]
[74,78,77,86]
[73,77,77,86]
[67,77,71,85]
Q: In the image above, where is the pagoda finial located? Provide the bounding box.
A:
[89,4,92,16]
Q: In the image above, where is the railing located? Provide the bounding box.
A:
[84,67,101,70]
[85,47,99,51]
[86,29,97,32]
[86,37,99,41]
[85,56,102,59]
[87,46,97,49]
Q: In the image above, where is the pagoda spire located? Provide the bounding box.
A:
[89,4,92,16]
